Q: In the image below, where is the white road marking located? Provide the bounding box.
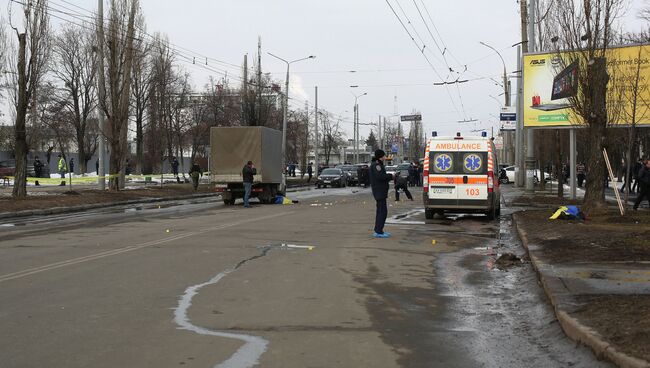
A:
[173,269,269,368]
[0,212,290,283]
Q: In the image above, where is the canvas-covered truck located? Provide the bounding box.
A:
[210,126,283,205]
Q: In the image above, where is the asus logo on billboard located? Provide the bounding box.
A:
[530,59,546,66]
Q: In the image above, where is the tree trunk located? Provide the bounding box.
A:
[12,34,28,199]
[582,58,609,213]
[136,117,144,175]
[77,130,87,175]
[554,129,564,198]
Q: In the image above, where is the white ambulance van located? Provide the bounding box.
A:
[422,132,501,220]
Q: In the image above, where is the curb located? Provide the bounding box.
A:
[512,213,650,368]
[0,193,220,220]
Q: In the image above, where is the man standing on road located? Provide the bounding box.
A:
[633,159,650,211]
[69,158,75,175]
[307,162,313,183]
[242,160,256,208]
[189,161,202,191]
[394,171,413,201]
[369,149,393,238]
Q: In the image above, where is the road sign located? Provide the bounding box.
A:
[391,144,399,153]
[400,114,422,122]
[500,107,516,131]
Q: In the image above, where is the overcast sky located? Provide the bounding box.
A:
[1,0,648,139]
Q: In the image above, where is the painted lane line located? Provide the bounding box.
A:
[0,212,290,284]
[173,269,269,368]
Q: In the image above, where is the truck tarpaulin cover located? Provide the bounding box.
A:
[210,126,283,184]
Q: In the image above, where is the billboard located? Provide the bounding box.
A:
[523,44,650,127]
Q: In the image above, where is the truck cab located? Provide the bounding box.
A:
[422,133,501,220]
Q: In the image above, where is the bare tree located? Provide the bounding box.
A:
[52,25,98,175]
[9,0,50,198]
[549,0,626,211]
[321,113,344,166]
[0,17,8,106]
[101,0,139,190]
[130,16,152,175]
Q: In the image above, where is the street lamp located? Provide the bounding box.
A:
[267,52,315,191]
[351,90,368,164]
[479,42,510,106]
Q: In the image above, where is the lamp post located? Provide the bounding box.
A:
[351,90,368,164]
[480,41,515,166]
[267,52,315,191]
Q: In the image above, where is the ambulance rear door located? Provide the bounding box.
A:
[428,146,458,207]
[456,143,489,207]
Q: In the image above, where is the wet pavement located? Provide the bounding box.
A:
[0,186,611,367]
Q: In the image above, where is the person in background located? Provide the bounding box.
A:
[307,162,313,183]
[171,157,180,181]
[242,160,257,208]
[369,149,393,238]
[96,159,99,175]
[633,159,650,211]
[57,154,67,179]
[632,158,644,194]
[394,171,413,201]
[33,156,43,178]
[576,162,586,188]
[189,161,202,191]
[69,158,75,175]
[125,159,132,176]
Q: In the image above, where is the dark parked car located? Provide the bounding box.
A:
[317,168,347,188]
[336,164,359,186]
[355,163,370,187]
[0,160,37,177]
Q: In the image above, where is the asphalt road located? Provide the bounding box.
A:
[0,186,611,368]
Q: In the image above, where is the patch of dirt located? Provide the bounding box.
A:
[0,185,215,214]
[572,294,650,362]
[516,210,650,263]
[494,253,522,270]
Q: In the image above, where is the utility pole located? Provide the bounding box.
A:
[516,46,524,187]
[314,86,319,177]
[525,0,537,192]
[257,37,262,124]
[96,0,106,191]
[242,54,248,125]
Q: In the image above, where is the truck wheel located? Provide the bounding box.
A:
[223,199,235,206]
[425,209,435,219]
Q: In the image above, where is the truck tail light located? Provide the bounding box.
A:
[487,171,494,193]
[423,169,429,193]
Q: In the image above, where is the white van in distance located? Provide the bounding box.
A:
[422,132,501,220]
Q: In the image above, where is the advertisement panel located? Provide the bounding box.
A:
[523,44,650,127]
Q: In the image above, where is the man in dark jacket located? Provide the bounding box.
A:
[369,149,393,238]
[189,161,202,191]
[307,162,313,183]
[394,171,413,201]
[33,156,44,178]
[242,161,257,208]
[633,159,650,211]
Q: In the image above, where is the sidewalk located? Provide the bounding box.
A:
[506,186,650,368]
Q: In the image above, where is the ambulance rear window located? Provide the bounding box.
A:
[431,152,454,174]
[461,152,487,174]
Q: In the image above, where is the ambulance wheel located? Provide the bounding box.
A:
[486,206,498,220]
[425,209,435,219]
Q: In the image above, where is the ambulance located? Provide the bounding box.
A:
[422,132,501,220]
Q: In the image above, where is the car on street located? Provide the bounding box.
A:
[316,168,347,188]
[395,163,414,184]
[355,163,370,187]
[336,164,359,186]
[502,165,551,184]
[0,160,37,178]
[385,165,397,176]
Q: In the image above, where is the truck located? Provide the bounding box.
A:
[210,126,284,205]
